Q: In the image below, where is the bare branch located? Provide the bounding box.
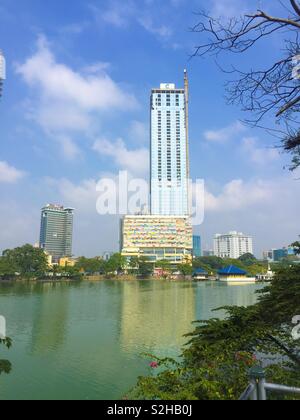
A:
[290,0,300,17]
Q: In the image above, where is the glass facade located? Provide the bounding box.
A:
[193,235,202,257]
[150,82,189,216]
[39,204,74,262]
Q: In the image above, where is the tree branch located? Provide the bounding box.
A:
[247,10,300,29]
[290,0,300,17]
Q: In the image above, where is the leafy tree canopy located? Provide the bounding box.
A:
[130,264,300,400]
[2,245,48,278]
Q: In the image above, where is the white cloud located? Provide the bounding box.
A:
[58,136,82,161]
[210,0,249,18]
[205,179,273,212]
[93,138,149,176]
[204,121,246,143]
[16,36,137,113]
[138,16,173,39]
[241,137,280,165]
[129,120,148,144]
[92,1,173,40]
[16,35,138,159]
[0,161,25,183]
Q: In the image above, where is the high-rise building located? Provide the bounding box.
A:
[39,204,74,262]
[214,231,253,259]
[121,71,193,267]
[150,71,190,216]
[193,235,202,258]
[121,215,193,265]
[0,50,6,98]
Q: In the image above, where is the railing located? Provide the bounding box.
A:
[239,367,300,400]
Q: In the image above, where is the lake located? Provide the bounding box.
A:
[0,280,264,400]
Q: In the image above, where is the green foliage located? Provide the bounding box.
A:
[75,257,104,274]
[193,256,224,272]
[193,256,267,276]
[2,244,48,279]
[178,263,193,276]
[104,253,126,275]
[127,256,153,277]
[130,264,300,400]
[291,242,300,255]
[239,253,257,265]
[0,337,12,376]
[155,260,172,277]
[0,257,17,279]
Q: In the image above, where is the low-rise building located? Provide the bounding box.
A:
[121,215,193,266]
[192,268,209,281]
[59,257,77,268]
[217,265,256,283]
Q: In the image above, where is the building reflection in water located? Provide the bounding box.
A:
[120,281,196,357]
[30,282,72,354]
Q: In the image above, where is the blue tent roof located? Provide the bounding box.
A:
[218,265,247,275]
[193,268,208,275]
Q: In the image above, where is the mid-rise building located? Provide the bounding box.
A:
[150,71,190,216]
[121,215,192,265]
[193,235,202,258]
[0,50,6,98]
[39,204,74,263]
[263,247,297,262]
[214,231,253,259]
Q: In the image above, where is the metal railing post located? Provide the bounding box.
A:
[249,366,266,401]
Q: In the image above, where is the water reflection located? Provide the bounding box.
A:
[0,280,264,400]
[120,281,196,355]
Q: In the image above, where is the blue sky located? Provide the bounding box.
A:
[0,0,299,257]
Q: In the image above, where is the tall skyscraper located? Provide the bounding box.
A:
[0,50,6,98]
[39,204,74,262]
[150,71,190,216]
[214,231,253,259]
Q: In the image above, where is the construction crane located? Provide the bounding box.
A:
[0,50,6,98]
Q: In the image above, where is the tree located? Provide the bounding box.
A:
[129,263,300,400]
[193,256,224,271]
[3,245,48,278]
[155,260,171,275]
[0,257,17,280]
[179,263,193,276]
[75,257,103,274]
[104,253,126,275]
[291,241,300,254]
[239,253,257,265]
[192,1,300,170]
[137,257,153,278]
[0,337,12,376]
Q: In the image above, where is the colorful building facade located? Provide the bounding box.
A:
[121,215,192,265]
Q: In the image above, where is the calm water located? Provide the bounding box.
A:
[0,280,264,400]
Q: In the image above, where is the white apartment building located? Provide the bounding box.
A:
[214,231,253,259]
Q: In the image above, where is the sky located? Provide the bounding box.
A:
[0,0,299,257]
